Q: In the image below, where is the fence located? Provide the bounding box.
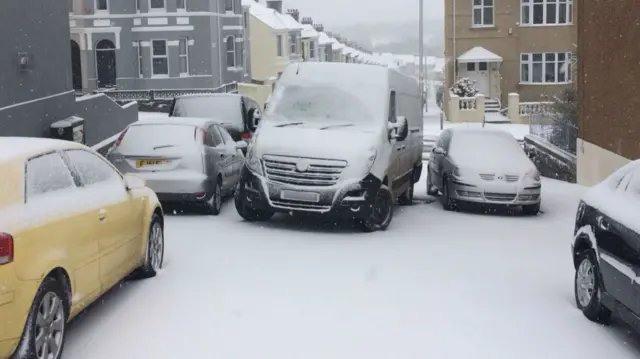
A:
[529,111,578,155]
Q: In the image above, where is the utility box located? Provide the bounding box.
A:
[50,116,85,144]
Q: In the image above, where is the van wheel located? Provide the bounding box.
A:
[235,190,274,222]
[398,181,414,206]
[14,277,68,359]
[360,185,393,232]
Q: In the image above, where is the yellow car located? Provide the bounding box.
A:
[0,138,165,359]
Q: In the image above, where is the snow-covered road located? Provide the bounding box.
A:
[62,174,640,359]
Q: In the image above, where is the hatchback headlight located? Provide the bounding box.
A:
[245,148,263,175]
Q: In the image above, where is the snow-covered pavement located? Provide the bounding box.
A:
[62,173,640,359]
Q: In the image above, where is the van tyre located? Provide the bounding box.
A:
[522,203,540,216]
[205,182,223,216]
[235,190,274,222]
[440,175,455,211]
[14,277,68,359]
[575,250,612,324]
[360,184,393,232]
[134,215,165,279]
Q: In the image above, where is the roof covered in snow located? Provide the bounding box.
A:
[457,46,503,63]
[241,0,302,31]
[318,32,332,45]
[301,24,319,38]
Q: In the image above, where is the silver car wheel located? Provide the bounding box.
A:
[149,222,164,271]
[576,257,595,308]
[35,292,65,359]
[214,185,222,212]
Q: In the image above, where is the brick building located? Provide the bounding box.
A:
[577,0,640,185]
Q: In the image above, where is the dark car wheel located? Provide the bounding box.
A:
[360,185,394,232]
[575,250,612,324]
[398,180,414,206]
[440,175,455,211]
[234,189,274,222]
[14,277,68,359]
[205,182,222,216]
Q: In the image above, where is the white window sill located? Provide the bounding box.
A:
[471,24,495,29]
[176,8,187,12]
[227,67,244,71]
[149,8,167,13]
[519,23,573,27]
[519,81,572,86]
[151,74,170,78]
[226,10,235,15]
[94,10,109,15]
[179,73,189,77]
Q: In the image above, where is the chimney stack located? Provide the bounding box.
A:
[313,23,324,32]
[266,0,282,13]
[301,17,313,25]
[286,8,300,21]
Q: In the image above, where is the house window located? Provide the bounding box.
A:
[179,38,189,75]
[243,12,248,28]
[226,36,236,68]
[135,0,141,11]
[225,0,233,12]
[149,0,165,11]
[236,42,243,69]
[478,61,488,71]
[520,52,572,84]
[95,0,108,11]
[472,0,494,27]
[289,34,297,55]
[69,0,74,13]
[176,0,186,11]
[276,35,283,56]
[521,0,573,26]
[309,41,316,59]
[466,62,475,71]
[151,40,169,76]
[137,41,144,77]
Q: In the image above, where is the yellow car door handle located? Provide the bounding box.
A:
[98,209,107,222]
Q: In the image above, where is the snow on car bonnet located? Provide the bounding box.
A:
[448,128,533,172]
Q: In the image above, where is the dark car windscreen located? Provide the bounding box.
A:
[172,96,241,122]
[267,85,376,125]
[117,124,197,153]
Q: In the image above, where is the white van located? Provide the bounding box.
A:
[234,62,423,231]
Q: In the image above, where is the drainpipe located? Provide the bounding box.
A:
[452,0,457,81]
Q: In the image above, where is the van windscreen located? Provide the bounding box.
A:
[172,96,241,122]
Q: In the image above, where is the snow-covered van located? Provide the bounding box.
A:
[234,62,423,231]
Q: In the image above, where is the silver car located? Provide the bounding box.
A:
[426,127,542,215]
[107,117,247,215]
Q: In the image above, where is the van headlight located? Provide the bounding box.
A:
[245,148,263,175]
[525,169,541,182]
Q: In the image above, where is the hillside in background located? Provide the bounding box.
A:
[331,19,444,56]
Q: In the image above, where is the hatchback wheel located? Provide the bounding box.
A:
[14,277,67,359]
[205,182,222,216]
[440,175,455,211]
[426,168,439,196]
[575,250,611,324]
[136,214,165,279]
[360,185,393,232]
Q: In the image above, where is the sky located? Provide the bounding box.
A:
[283,0,444,27]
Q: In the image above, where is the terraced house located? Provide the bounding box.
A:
[444,0,577,107]
[69,0,249,91]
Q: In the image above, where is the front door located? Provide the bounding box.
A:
[70,40,82,91]
[466,61,490,96]
[96,40,117,88]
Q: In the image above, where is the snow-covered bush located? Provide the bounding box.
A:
[450,78,478,98]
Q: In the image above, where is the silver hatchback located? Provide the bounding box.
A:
[107,117,247,215]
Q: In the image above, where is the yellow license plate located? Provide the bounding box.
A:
[136,159,169,168]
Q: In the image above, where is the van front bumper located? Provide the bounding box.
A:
[237,166,382,219]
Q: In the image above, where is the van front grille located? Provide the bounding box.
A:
[262,155,347,187]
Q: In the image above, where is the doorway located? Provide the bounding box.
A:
[465,61,490,96]
[70,40,82,91]
[96,39,116,88]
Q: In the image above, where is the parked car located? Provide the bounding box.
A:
[107,117,247,215]
[0,137,164,359]
[426,127,542,214]
[234,62,424,232]
[169,93,261,144]
[572,160,640,329]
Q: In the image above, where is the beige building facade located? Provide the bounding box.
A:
[444,0,577,107]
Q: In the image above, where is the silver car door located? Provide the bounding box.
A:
[204,125,228,190]
[217,125,242,184]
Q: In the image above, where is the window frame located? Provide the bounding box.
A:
[148,0,166,12]
[95,0,109,13]
[178,38,189,76]
[472,0,494,28]
[135,0,141,12]
[176,0,186,11]
[289,34,296,55]
[225,36,236,68]
[276,35,283,57]
[309,40,316,59]
[150,39,169,78]
[225,0,234,12]
[520,51,572,85]
[137,40,144,78]
[520,0,573,26]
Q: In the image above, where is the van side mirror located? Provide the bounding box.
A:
[388,116,408,141]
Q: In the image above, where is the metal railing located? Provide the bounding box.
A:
[529,111,578,155]
[93,82,239,102]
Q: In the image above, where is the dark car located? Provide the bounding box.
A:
[571,160,640,331]
[169,94,262,142]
